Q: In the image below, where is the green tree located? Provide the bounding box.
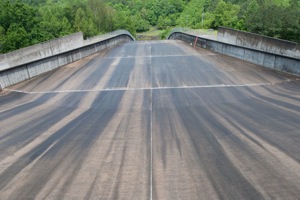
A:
[132,14,150,32]
[0,0,299,53]
[0,1,41,52]
[2,23,29,52]
[88,0,111,32]
[245,0,300,42]
[244,0,260,32]
[212,0,241,29]
[0,26,5,53]
[38,1,74,37]
[202,12,215,28]
[74,7,97,38]
[113,10,136,36]
[177,0,206,28]
[157,16,173,30]
[0,1,38,32]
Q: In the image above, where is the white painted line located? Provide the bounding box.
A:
[4,80,299,94]
[149,45,153,200]
[150,87,153,200]
[96,54,216,59]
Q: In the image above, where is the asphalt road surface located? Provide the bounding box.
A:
[1,40,300,200]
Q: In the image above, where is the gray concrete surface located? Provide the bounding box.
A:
[169,32,300,76]
[218,27,300,59]
[0,40,300,199]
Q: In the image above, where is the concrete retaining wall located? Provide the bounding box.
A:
[0,32,84,71]
[218,27,300,59]
[168,32,300,76]
[0,34,134,89]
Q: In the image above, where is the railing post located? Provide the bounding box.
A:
[194,36,198,48]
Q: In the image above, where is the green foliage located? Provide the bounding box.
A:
[140,8,157,26]
[0,1,38,31]
[177,0,206,28]
[112,10,136,36]
[132,15,150,32]
[0,1,38,52]
[3,23,30,52]
[160,28,172,39]
[38,1,74,38]
[88,0,113,32]
[0,26,5,50]
[0,0,299,53]
[245,0,300,42]
[74,7,97,38]
[157,16,174,30]
[211,0,241,29]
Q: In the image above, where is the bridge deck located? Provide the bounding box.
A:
[1,40,300,199]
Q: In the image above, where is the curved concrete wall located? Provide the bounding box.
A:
[0,32,84,72]
[0,33,134,89]
[168,32,300,76]
[218,27,300,59]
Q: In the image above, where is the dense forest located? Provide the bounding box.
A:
[0,0,299,53]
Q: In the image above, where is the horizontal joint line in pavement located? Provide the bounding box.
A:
[4,79,299,94]
[97,54,217,59]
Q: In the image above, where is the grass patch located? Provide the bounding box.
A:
[136,27,218,40]
[136,27,165,40]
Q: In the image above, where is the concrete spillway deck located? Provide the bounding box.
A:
[0,40,300,200]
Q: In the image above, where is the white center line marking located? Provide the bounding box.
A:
[149,45,153,200]
[150,87,153,200]
[4,79,299,94]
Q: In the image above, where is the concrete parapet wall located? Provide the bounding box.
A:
[0,34,134,89]
[168,32,300,76]
[84,30,134,46]
[0,30,134,73]
[218,27,300,59]
[0,32,84,72]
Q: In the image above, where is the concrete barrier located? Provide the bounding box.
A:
[168,32,300,76]
[0,32,84,72]
[0,32,134,89]
[218,27,300,59]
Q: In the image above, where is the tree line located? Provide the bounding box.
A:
[0,0,299,53]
